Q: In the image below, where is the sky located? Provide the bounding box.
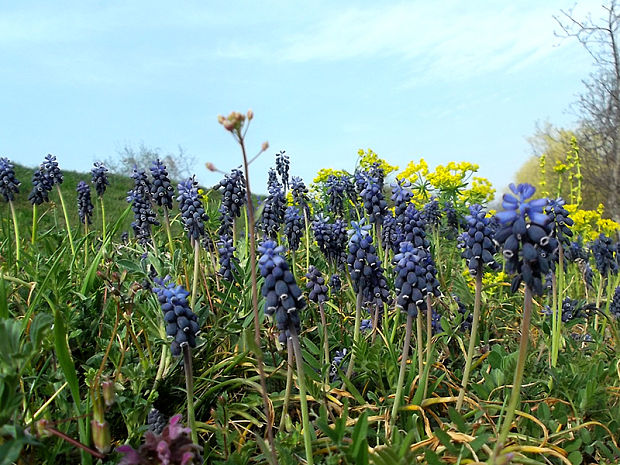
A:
[0,0,604,195]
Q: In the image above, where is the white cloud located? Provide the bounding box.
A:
[218,0,601,83]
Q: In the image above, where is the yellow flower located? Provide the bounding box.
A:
[357,148,399,175]
[312,168,350,185]
[564,203,620,242]
[397,158,429,181]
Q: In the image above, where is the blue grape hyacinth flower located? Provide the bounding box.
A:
[0,158,20,202]
[152,276,200,356]
[258,240,306,343]
[76,181,94,225]
[91,162,109,198]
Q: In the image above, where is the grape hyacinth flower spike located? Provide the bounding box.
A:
[258,240,313,465]
[456,204,499,410]
[493,183,553,455]
[152,276,199,443]
[0,157,21,264]
[127,168,159,246]
[177,176,209,307]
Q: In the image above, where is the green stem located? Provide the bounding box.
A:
[456,271,482,411]
[56,185,76,256]
[238,134,277,463]
[496,285,533,450]
[8,200,20,265]
[182,344,198,445]
[389,313,413,439]
[552,244,565,367]
[416,310,424,379]
[345,292,363,380]
[424,294,433,399]
[318,302,330,382]
[31,204,37,245]
[191,239,200,309]
[163,207,175,256]
[303,208,310,273]
[100,196,106,245]
[84,222,88,267]
[290,326,315,465]
[279,338,294,431]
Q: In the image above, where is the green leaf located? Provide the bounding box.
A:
[567,450,582,465]
[350,411,368,460]
[447,407,468,433]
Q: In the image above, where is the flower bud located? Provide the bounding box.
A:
[102,379,115,407]
[206,162,217,172]
[247,109,254,120]
[91,419,111,454]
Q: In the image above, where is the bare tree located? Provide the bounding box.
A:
[104,143,196,181]
[555,1,620,220]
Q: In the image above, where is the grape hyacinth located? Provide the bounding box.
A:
[565,239,588,263]
[360,319,372,332]
[329,273,342,293]
[258,181,286,239]
[402,204,430,250]
[459,204,500,275]
[217,234,237,281]
[590,234,618,278]
[28,167,53,205]
[284,206,304,252]
[312,215,348,266]
[391,178,413,219]
[422,197,442,228]
[326,174,347,217]
[127,168,159,245]
[275,150,290,191]
[258,240,306,343]
[150,159,175,209]
[454,296,472,332]
[152,276,199,357]
[0,157,20,202]
[146,408,167,435]
[40,154,64,186]
[330,348,348,382]
[494,183,555,295]
[610,286,620,319]
[76,181,94,225]
[177,177,208,242]
[346,220,390,306]
[306,265,328,304]
[546,198,574,246]
[290,176,310,216]
[360,175,387,225]
[91,162,109,198]
[217,168,246,220]
[393,241,441,317]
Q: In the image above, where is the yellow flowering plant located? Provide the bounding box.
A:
[564,203,620,242]
[357,148,399,176]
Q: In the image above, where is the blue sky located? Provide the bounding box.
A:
[0,1,601,195]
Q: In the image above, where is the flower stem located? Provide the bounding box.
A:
[182,344,198,445]
[389,313,413,440]
[191,239,200,309]
[345,291,363,380]
[279,338,294,431]
[238,134,277,463]
[290,325,315,465]
[8,200,20,266]
[163,206,175,256]
[416,310,424,379]
[456,271,482,411]
[318,302,330,381]
[496,285,533,450]
[424,294,433,399]
[552,244,565,367]
[100,196,106,248]
[56,185,76,256]
[31,204,37,245]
